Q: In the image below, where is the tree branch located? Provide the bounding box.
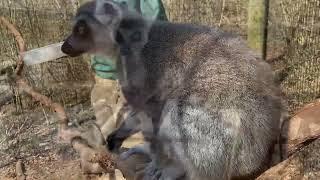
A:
[0,16,116,174]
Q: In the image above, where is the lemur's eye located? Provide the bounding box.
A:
[130,31,142,42]
[74,20,89,37]
[78,26,85,35]
[116,30,125,44]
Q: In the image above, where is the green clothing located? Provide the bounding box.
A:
[91,0,167,79]
[91,55,117,80]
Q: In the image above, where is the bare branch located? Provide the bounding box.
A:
[0,16,116,174]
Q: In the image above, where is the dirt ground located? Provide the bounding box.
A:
[0,102,129,180]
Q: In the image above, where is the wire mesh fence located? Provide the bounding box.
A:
[269,0,320,112]
[0,0,92,110]
[163,0,320,113]
[163,0,249,36]
[0,0,319,112]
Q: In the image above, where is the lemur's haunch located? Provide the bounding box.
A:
[62,0,286,179]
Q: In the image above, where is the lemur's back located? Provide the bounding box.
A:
[142,21,280,103]
[141,21,283,179]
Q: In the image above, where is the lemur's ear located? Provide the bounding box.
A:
[95,0,122,25]
[119,1,129,10]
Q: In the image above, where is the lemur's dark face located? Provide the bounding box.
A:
[62,17,95,57]
[61,0,122,57]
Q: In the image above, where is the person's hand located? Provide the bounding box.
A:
[91,55,117,79]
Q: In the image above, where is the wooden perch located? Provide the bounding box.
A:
[0,16,116,174]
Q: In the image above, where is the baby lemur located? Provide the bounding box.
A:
[61,0,285,179]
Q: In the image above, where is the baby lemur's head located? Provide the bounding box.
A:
[61,0,150,57]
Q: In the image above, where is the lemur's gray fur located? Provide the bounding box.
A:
[61,0,286,179]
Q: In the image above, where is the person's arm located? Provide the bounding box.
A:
[140,0,167,21]
[91,0,168,80]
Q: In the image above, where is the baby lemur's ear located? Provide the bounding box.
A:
[94,0,122,25]
[118,1,129,10]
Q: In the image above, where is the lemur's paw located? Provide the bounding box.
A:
[120,144,149,160]
[106,131,123,153]
[143,161,162,180]
[143,162,186,180]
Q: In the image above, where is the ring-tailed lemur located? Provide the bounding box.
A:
[61,0,286,179]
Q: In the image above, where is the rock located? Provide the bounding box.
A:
[259,99,320,180]
[282,99,320,157]
[257,138,320,179]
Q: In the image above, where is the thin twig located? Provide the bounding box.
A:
[218,0,226,27]
[0,15,70,146]
[0,16,25,75]
[16,160,26,180]
[40,103,50,126]
[0,160,16,169]
[13,117,28,137]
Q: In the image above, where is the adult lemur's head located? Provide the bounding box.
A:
[61,0,150,57]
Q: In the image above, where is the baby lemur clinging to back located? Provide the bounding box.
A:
[61,0,286,179]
